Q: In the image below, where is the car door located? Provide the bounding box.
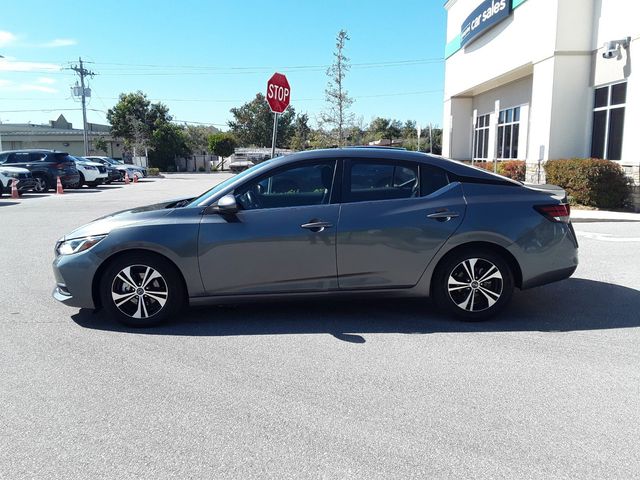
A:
[198,159,339,295]
[336,158,466,289]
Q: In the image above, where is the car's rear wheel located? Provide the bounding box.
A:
[32,175,49,193]
[433,249,514,321]
[100,253,185,327]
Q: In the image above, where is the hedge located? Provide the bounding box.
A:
[544,158,630,209]
[472,160,526,181]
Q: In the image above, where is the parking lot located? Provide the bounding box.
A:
[1,174,639,479]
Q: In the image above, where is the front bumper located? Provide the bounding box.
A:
[52,250,100,309]
[13,177,37,191]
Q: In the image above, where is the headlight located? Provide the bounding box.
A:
[56,235,106,256]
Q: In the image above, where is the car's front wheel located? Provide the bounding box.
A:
[433,249,514,321]
[100,253,185,327]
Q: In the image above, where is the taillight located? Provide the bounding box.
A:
[54,162,67,170]
[534,204,571,223]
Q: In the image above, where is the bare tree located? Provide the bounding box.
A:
[321,29,354,146]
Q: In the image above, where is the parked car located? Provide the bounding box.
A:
[0,165,37,196]
[0,150,80,193]
[69,156,109,188]
[85,156,147,178]
[52,148,578,327]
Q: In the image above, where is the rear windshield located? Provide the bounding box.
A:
[53,153,75,163]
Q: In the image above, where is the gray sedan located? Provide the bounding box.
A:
[52,148,578,327]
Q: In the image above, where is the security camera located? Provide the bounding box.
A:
[602,37,630,59]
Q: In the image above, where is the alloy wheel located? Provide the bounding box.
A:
[111,264,169,319]
[447,258,503,312]
[33,177,47,193]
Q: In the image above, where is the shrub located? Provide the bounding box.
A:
[544,158,630,209]
[463,160,525,181]
[147,167,160,176]
[198,166,206,172]
[498,160,526,181]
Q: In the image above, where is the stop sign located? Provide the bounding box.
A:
[266,73,291,113]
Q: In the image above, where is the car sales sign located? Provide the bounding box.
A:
[460,0,512,47]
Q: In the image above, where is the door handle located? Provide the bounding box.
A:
[301,220,333,232]
[427,210,459,222]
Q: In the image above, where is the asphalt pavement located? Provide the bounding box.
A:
[1,175,639,479]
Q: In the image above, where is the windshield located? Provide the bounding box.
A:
[188,160,276,206]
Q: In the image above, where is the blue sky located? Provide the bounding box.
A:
[0,0,446,131]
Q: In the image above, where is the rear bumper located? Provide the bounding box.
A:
[521,265,577,290]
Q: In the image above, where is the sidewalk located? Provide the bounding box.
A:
[571,208,640,223]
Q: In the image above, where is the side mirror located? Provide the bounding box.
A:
[209,194,238,215]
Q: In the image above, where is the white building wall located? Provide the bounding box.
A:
[444,0,639,179]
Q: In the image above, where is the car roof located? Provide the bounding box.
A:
[270,148,521,185]
[0,149,69,155]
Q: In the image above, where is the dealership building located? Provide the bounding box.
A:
[442,0,639,184]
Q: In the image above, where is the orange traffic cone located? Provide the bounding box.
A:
[56,176,64,194]
[133,173,138,183]
[124,172,130,184]
[11,179,19,199]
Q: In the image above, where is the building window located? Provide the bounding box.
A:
[591,82,626,160]
[497,107,520,159]
[473,113,490,160]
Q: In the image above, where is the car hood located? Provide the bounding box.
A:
[0,166,30,174]
[62,196,195,240]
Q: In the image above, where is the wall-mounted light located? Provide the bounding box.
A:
[602,37,630,59]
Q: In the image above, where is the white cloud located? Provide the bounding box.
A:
[0,78,58,94]
[17,84,58,93]
[0,31,17,47]
[39,38,77,48]
[36,77,56,84]
[0,59,61,72]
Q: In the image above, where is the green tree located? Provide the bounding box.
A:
[402,120,417,140]
[107,91,171,147]
[148,123,190,170]
[228,93,296,148]
[369,117,402,145]
[184,124,219,154]
[107,91,192,169]
[93,137,108,154]
[208,132,237,158]
[289,113,311,151]
[320,29,354,146]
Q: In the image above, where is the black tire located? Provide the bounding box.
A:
[87,180,100,188]
[99,252,186,327]
[432,248,514,321]
[32,174,49,193]
[71,172,85,189]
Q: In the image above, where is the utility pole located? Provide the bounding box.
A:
[68,57,95,156]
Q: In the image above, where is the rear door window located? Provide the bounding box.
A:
[420,165,449,196]
[345,160,419,203]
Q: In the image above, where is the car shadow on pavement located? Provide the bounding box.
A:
[0,200,21,206]
[71,278,640,342]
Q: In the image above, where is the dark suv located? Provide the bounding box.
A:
[0,150,80,193]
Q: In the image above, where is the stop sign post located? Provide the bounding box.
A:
[266,73,291,158]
